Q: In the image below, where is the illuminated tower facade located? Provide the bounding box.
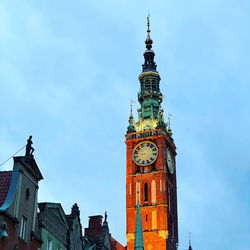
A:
[126,18,178,250]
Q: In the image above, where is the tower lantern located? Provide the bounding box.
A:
[125,17,179,250]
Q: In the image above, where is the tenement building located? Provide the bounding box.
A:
[0,137,125,250]
[0,138,84,250]
[126,17,179,250]
[0,137,43,250]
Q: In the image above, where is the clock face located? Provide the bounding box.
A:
[133,141,158,166]
[166,148,174,174]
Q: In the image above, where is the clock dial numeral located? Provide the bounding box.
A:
[132,141,158,166]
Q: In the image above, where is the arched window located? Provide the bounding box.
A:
[151,180,156,204]
[136,182,141,204]
[144,183,148,202]
[152,210,157,230]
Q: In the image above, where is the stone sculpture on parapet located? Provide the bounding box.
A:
[25,135,34,157]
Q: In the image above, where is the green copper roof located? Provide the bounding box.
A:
[134,200,144,250]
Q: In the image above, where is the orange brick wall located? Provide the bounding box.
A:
[0,215,41,250]
[126,130,178,250]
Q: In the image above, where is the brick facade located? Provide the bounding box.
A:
[126,129,178,250]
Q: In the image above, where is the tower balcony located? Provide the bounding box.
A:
[138,90,162,103]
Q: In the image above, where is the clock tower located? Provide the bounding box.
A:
[126,17,178,250]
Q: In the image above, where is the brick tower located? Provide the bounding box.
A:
[126,17,178,250]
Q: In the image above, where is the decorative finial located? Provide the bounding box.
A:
[104,211,108,222]
[188,232,193,250]
[167,113,173,137]
[147,13,150,32]
[168,113,173,127]
[127,100,136,133]
[130,99,136,117]
[25,135,34,157]
[145,14,153,50]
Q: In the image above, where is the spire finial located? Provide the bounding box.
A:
[168,113,173,127]
[127,100,136,133]
[147,13,150,32]
[145,14,153,50]
[167,113,173,137]
[188,232,193,250]
[130,99,136,117]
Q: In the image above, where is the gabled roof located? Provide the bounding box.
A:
[38,202,69,227]
[14,156,43,181]
[0,171,12,207]
[0,169,20,212]
[110,236,126,250]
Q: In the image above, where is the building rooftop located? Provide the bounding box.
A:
[0,171,12,207]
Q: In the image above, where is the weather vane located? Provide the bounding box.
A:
[147,12,151,30]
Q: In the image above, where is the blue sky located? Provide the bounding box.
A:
[0,0,250,249]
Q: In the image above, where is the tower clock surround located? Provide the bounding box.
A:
[125,17,178,250]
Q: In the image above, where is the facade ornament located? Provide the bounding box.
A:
[157,106,166,128]
[167,113,173,137]
[104,211,108,223]
[127,100,136,133]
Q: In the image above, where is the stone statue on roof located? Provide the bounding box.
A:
[25,135,34,157]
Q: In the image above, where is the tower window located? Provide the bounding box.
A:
[152,210,157,230]
[152,79,157,89]
[144,183,148,202]
[151,180,156,204]
[136,182,141,204]
[145,79,150,90]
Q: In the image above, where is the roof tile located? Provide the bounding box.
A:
[0,171,13,207]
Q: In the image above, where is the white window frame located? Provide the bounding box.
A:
[47,239,53,250]
[20,216,27,241]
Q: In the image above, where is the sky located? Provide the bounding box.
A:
[0,0,250,249]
